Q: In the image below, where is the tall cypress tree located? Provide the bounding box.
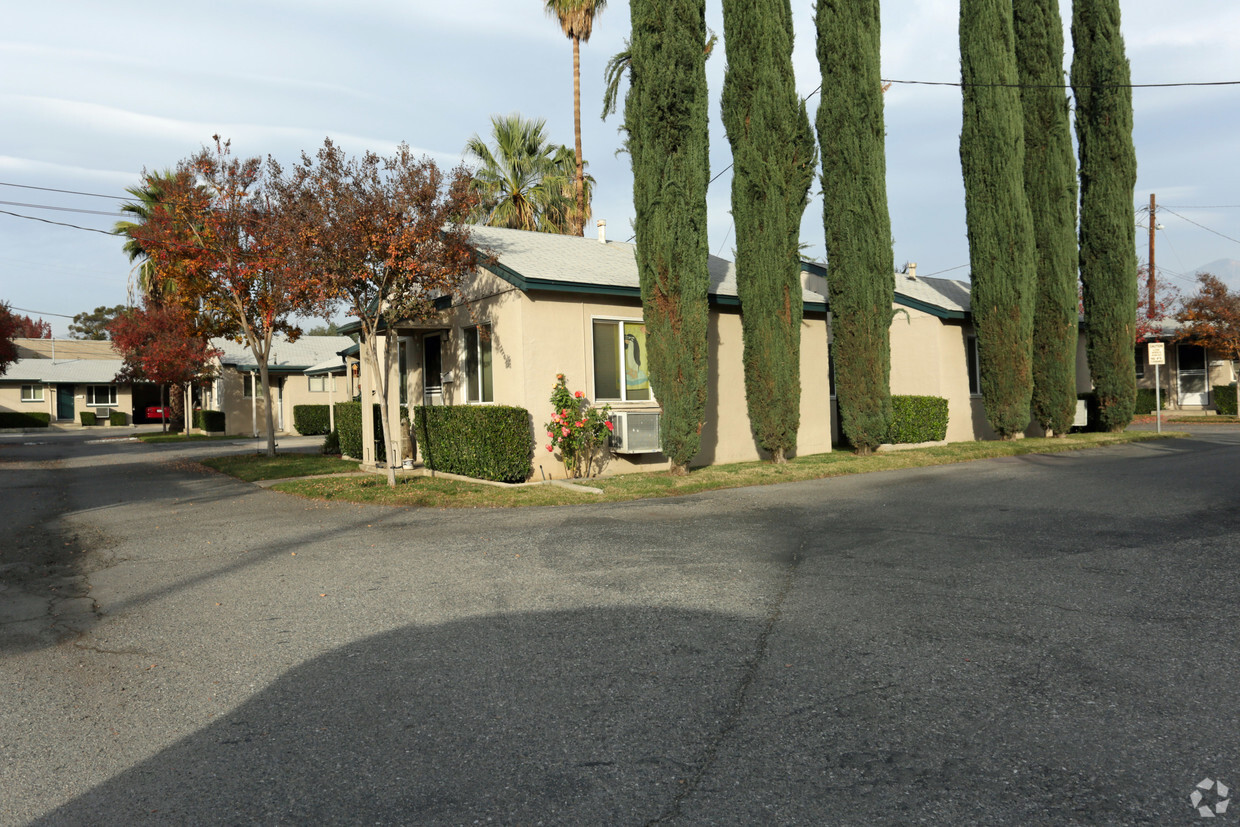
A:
[816,0,895,454]
[722,0,816,463]
[959,0,1037,438]
[625,0,711,474]
[1073,0,1138,431]
[1015,0,1079,436]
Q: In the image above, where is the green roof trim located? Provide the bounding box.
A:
[892,292,969,320]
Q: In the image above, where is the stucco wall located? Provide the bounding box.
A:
[0,384,55,418]
[0,382,132,423]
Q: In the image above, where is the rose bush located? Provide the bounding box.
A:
[544,373,613,478]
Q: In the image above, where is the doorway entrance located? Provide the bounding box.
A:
[56,384,75,421]
[1177,344,1209,407]
[423,334,443,406]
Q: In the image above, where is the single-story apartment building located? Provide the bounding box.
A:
[1135,320,1237,411]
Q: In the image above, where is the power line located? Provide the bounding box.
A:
[1160,206,1240,247]
[0,181,121,200]
[1160,204,1240,210]
[0,200,123,217]
[0,209,117,236]
[881,78,1240,89]
[7,305,77,319]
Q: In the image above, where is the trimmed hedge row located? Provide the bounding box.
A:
[80,411,98,426]
[293,404,331,436]
[110,410,128,426]
[1214,384,1238,416]
[0,411,51,428]
[193,409,226,432]
[413,405,533,483]
[887,395,949,444]
[1134,387,1167,414]
[334,402,407,460]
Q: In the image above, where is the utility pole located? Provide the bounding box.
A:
[1147,192,1156,318]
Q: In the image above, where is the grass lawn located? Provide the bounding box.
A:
[1166,415,1240,424]
[261,431,1182,509]
[139,433,243,444]
[199,453,361,482]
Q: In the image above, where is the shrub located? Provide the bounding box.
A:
[321,429,340,455]
[293,404,331,436]
[193,409,226,432]
[1134,387,1167,414]
[335,403,405,460]
[335,402,363,459]
[1213,384,1238,416]
[109,410,128,426]
[887,395,949,444]
[79,411,98,426]
[0,411,51,428]
[414,405,533,483]
[543,374,612,478]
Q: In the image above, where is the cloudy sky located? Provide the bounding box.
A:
[3,0,1239,336]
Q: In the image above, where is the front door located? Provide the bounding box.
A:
[1178,344,1209,406]
[423,334,443,406]
[56,384,75,421]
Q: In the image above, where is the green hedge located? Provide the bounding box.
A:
[79,411,98,426]
[887,395,949,444]
[1134,387,1167,414]
[193,409,226,432]
[335,402,406,460]
[414,405,533,483]
[0,411,51,428]
[1213,384,1237,416]
[109,410,128,426]
[293,405,331,435]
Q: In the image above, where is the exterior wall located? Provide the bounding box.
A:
[216,367,291,436]
[1134,341,1237,411]
[13,339,117,360]
[360,272,835,477]
[0,383,55,418]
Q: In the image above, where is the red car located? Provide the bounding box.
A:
[145,406,170,422]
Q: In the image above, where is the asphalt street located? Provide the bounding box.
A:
[1,427,1238,825]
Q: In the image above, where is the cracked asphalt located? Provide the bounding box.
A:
[1,427,1238,825]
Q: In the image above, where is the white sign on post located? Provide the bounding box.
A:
[1148,342,1166,365]
[1147,343,1165,433]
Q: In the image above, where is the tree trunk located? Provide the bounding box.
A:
[366,331,399,488]
[573,34,586,237]
[259,360,277,457]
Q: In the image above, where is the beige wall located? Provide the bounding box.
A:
[0,382,132,424]
[361,276,835,477]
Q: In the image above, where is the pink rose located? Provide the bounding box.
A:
[604,420,614,431]
[576,420,584,428]
[547,431,553,439]
[546,445,553,452]
[561,427,570,437]
[574,391,584,399]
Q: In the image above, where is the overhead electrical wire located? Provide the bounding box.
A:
[0,209,117,236]
[1160,206,1240,247]
[0,181,121,199]
[0,200,122,217]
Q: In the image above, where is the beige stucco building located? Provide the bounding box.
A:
[0,339,132,424]
[355,226,834,477]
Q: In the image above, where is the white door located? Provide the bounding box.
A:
[423,334,443,406]
[1178,344,1209,406]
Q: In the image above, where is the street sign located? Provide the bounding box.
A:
[1148,342,1166,366]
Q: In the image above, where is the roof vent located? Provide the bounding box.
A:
[907,261,918,280]
[597,219,607,244]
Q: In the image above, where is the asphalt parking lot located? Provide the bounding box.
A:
[1,428,1238,824]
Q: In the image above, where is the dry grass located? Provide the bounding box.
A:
[263,431,1182,509]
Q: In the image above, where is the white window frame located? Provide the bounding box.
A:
[243,374,265,399]
[308,374,336,393]
[591,316,655,404]
[21,384,44,403]
[86,385,117,407]
[462,323,494,404]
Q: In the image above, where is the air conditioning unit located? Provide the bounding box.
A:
[609,410,662,453]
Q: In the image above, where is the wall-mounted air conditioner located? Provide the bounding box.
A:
[609,410,662,453]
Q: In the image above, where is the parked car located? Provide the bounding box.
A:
[145,406,170,422]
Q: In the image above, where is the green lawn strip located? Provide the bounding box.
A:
[139,433,243,444]
[200,453,361,482]
[268,431,1181,509]
[1165,416,1240,424]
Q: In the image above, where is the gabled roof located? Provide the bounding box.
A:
[2,358,126,384]
[468,225,830,311]
[212,335,356,372]
[892,272,971,319]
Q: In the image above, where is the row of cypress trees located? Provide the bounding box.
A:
[621,0,1139,471]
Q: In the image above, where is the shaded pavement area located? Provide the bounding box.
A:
[1,429,1238,824]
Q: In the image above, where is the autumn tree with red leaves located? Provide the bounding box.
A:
[275,139,480,486]
[0,302,24,375]
[1176,272,1240,365]
[130,136,314,455]
[8,311,52,339]
[1135,266,1179,342]
[109,304,221,432]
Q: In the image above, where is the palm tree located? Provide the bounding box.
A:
[544,0,606,236]
[464,113,587,234]
[114,170,179,303]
